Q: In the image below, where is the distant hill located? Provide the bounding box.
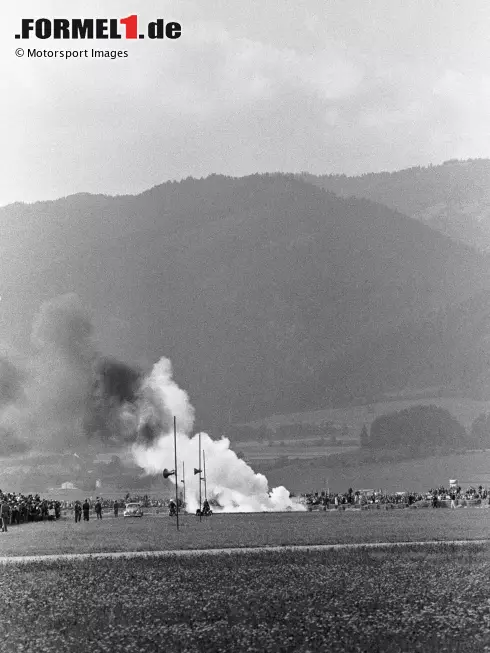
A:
[2,174,490,429]
[302,159,490,251]
[263,450,490,494]
[308,288,490,408]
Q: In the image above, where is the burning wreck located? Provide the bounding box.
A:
[0,293,302,512]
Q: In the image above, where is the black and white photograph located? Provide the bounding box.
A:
[1,1,490,651]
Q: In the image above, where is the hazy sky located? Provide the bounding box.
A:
[2,0,490,206]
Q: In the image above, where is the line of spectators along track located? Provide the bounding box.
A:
[0,493,165,529]
[0,491,61,532]
[2,485,489,529]
[302,485,490,510]
[0,492,190,531]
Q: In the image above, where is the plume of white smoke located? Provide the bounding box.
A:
[132,358,303,512]
[1,295,301,512]
[138,357,195,437]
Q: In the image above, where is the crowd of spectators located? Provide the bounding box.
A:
[302,485,490,509]
[0,490,61,530]
[2,484,489,529]
[0,492,182,529]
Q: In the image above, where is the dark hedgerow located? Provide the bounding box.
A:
[369,404,467,453]
[0,545,489,652]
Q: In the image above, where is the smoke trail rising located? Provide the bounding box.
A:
[133,358,303,512]
[1,294,301,511]
[0,294,143,454]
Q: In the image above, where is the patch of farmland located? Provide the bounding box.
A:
[236,437,357,447]
[0,545,489,652]
[241,396,490,433]
[265,449,490,493]
[240,443,358,461]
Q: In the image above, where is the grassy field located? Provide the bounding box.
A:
[0,544,489,652]
[1,509,490,557]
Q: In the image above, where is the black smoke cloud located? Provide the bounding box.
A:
[0,294,145,457]
[30,294,95,434]
[87,357,143,444]
[0,351,28,455]
[32,294,93,357]
[96,358,140,404]
[0,353,25,409]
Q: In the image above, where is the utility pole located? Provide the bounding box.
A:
[182,461,186,511]
[203,450,207,501]
[199,432,202,521]
[174,416,179,531]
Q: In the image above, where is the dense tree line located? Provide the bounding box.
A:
[364,405,467,453]
[470,413,490,448]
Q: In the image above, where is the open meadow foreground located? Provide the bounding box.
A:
[0,512,490,651]
[0,543,489,652]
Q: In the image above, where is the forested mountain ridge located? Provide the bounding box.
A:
[1,173,490,428]
[302,159,490,251]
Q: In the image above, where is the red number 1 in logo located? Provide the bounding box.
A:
[120,15,137,39]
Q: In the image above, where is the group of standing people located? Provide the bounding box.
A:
[73,498,121,522]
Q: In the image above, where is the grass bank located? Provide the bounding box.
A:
[0,544,489,652]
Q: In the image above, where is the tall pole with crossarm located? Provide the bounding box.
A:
[162,420,180,531]
[182,461,186,511]
[203,449,207,501]
[193,433,203,521]
[174,416,179,531]
[199,432,202,521]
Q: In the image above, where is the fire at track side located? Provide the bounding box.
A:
[0,294,302,513]
[132,358,305,514]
